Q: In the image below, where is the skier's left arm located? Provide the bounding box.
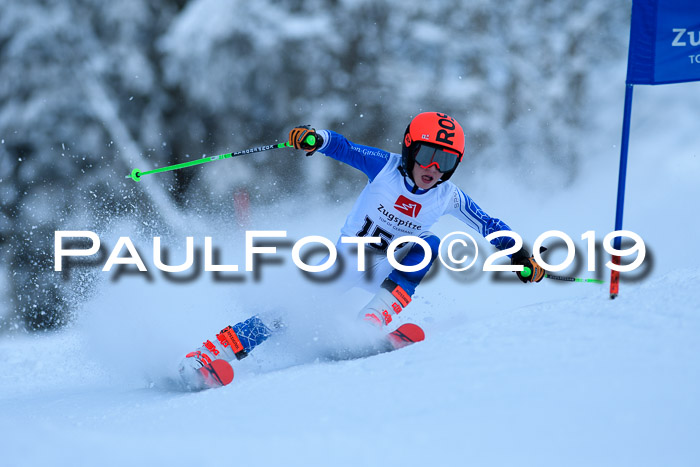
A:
[446,188,544,283]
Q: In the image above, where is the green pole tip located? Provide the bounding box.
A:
[522,266,532,277]
[129,168,142,182]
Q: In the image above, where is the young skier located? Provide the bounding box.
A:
[179,112,544,389]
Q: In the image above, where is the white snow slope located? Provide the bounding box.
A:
[1,83,699,466]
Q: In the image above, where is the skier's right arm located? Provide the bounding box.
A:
[288,126,389,181]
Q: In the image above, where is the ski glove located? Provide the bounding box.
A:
[511,248,545,283]
[289,125,323,155]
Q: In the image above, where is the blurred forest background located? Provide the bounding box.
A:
[0,0,629,331]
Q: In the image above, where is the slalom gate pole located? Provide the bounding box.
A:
[610,83,635,298]
[124,135,317,182]
[522,267,604,284]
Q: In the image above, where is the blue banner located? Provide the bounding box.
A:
[627,0,700,85]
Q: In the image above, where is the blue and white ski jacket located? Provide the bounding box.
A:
[316,130,516,252]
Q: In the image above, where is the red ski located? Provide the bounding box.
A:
[176,324,424,391]
[387,323,425,350]
[178,358,234,391]
[198,359,234,387]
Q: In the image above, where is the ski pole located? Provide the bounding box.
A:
[124,135,317,182]
[522,267,604,284]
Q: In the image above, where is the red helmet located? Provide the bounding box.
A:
[401,112,465,183]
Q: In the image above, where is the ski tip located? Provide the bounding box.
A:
[388,323,425,350]
[398,323,425,342]
[198,359,234,388]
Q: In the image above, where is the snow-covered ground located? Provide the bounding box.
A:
[1,80,699,466]
[1,268,699,467]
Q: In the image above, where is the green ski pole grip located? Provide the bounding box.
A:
[522,266,532,277]
[305,134,316,146]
